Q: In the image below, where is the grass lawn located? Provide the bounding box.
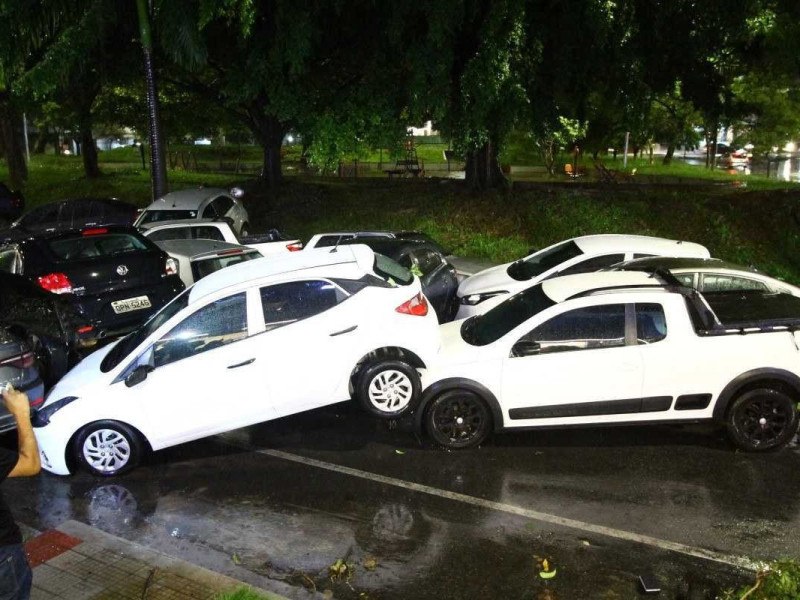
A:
[4,153,800,284]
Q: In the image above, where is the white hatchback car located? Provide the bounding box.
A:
[154,239,263,288]
[33,245,440,476]
[134,188,250,236]
[455,234,710,319]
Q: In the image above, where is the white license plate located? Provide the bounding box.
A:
[111,296,152,314]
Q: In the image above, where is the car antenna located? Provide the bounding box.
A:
[330,235,343,253]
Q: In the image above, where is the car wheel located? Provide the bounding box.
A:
[355,360,421,419]
[726,388,799,452]
[425,390,491,449]
[74,421,145,476]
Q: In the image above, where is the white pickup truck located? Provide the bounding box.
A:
[416,270,800,452]
[138,218,302,255]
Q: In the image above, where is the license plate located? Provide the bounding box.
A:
[111,296,152,314]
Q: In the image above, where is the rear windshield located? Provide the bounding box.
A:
[138,210,197,225]
[373,253,413,286]
[191,252,259,282]
[507,240,583,281]
[462,284,555,346]
[47,233,149,261]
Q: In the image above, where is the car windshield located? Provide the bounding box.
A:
[506,241,583,281]
[100,290,190,372]
[191,251,260,282]
[47,232,149,260]
[373,253,413,286]
[138,210,197,225]
[462,284,555,346]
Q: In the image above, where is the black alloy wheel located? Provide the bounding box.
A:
[726,388,798,451]
[425,390,491,449]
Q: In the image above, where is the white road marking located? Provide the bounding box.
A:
[254,446,760,571]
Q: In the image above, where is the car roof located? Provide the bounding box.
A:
[339,237,444,257]
[540,271,671,303]
[188,244,375,303]
[144,188,229,211]
[571,234,709,257]
[615,256,759,274]
[139,218,224,230]
[156,239,256,258]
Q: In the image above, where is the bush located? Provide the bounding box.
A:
[718,560,800,600]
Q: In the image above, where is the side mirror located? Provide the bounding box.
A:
[125,365,153,388]
[511,340,540,358]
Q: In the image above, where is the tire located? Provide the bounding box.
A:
[425,390,491,449]
[73,421,145,476]
[726,388,799,452]
[355,360,421,419]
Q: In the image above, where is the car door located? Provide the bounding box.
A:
[500,302,645,424]
[132,291,268,448]
[248,279,364,417]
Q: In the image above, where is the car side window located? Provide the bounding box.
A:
[146,228,189,242]
[315,235,354,248]
[212,196,234,216]
[0,249,19,273]
[153,293,248,367]
[675,273,695,287]
[514,304,627,356]
[260,280,347,331]
[632,253,656,259]
[192,226,225,241]
[201,203,218,219]
[557,254,626,276]
[411,249,445,276]
[701,274,768,293]
[635,303,667,344]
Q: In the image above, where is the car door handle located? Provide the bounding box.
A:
[227,358,255,369]
[330,325,358,337]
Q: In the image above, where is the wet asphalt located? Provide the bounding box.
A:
[3,403,799,600]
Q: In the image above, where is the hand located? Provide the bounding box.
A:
[2,386,30,420]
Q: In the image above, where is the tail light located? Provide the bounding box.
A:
[82,227,108,236]
[37,273,73,294]
[396,292,429,316]
[0,351,35,369]
[165,257,179,276]
[76,325,94,335]
[286,242,303,252]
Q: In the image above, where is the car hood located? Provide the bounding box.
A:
[457,262,514,296]
[42,341,118,405]
[436,319,484,365]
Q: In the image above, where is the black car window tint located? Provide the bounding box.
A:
[398,254,413,268]
[0,250,17,273]
[633,253,656,259]
[414,249,444,276]
[201,203,218,219]
[506,240,583,281]
[260,280,346,331]
[557,254,626,276]
[146,228,189,242]
[635,303,667,344]
[153,292,248,367]
[191,252,259,282]
[316,235,353,248]
[192,226,225,241]
[21,204,60,227]
[213,196,234,215]
[519,304,627,354]
[48,233,148,260]
[464,285,556,346]
[701,274,768,293]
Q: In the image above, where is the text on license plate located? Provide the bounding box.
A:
[111,296,152,314]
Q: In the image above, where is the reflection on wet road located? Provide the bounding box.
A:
[4,403,799,599]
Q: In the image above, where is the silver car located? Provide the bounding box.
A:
[133,187,250,236]
[0,327,44,433]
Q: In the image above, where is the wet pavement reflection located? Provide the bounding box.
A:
[3,403,799,599]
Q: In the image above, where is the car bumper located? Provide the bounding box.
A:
[33,422,72,475]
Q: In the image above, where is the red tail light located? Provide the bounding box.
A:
[396,292,429,316]
[286,242,303,252]
[82,227,108,236]
[0,351,35,369]
[37,272,73,294]
[76,325,94,334]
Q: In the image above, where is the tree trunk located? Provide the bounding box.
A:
[33,128,49,154]
[250,112,285,188]
[79,117,100,178]
[662,144,675,165]
[0,99,28,189]
[465,139,507,190]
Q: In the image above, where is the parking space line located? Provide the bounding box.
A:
[255,447,760,571]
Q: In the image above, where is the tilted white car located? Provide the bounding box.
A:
[134,187,250,236]
[33,245,440,476]
[417,271,800,451]
[153,239,263,288]
[455,234,710,319]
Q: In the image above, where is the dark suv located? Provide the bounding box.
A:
[0,226,185,344]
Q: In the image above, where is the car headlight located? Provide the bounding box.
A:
[460,291,509,306]
[33,396,78,427]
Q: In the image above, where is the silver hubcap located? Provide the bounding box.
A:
[368,370,413,413]
[83,429,131,473]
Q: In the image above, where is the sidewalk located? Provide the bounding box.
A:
[23,520,287,600]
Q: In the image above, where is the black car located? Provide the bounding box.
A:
[3,197,139,238]
[0,226,185,345]
[336,236,459,322]
[0,183,24,224]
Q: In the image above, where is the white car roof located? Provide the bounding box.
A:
[139,218,224,231]
[156,239,256,259]
[571,234,709,258]
[188,244,376,303]
[144,188,230,211]
[541,271,668,303]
